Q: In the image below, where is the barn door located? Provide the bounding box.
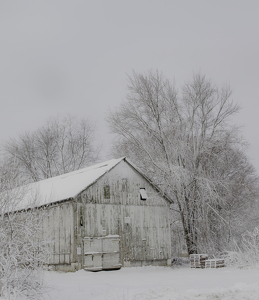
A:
[84,238,102,271]
[83,236,121,271]
[102,236,121,270]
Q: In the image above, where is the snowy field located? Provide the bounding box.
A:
[43,266,259,300]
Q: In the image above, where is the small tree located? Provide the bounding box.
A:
[3,114,101,183]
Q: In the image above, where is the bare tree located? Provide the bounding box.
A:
[3,115,101,182]
[107,70,259,254]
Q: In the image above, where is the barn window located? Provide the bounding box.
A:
[140,188,147,200]
[103,185,110,199]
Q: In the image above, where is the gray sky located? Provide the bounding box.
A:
[0,1,259,170]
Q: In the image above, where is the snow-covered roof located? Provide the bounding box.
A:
[10,157,125,211]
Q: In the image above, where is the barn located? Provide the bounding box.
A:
[15,157,172,272]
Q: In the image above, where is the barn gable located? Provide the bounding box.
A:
[73,159,172,270]
[79,159,171,206]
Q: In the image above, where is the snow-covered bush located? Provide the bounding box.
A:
[224,227,259,268]
[0,207,50,300]
[0,161,50,300]
[172,256,190,266]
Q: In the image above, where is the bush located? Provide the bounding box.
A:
[224,227,259,268]
[0,209,50,300]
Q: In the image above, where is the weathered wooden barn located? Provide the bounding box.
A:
[17,157,172,271]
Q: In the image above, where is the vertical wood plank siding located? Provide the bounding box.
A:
[41,203,74,266]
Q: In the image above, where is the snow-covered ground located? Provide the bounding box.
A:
[43,266,259,300]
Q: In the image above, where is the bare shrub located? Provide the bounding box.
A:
[0,163,50,299]
[224,227,259,268]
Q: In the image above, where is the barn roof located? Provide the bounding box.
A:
[4,157,172,212]
[9,157,125,211]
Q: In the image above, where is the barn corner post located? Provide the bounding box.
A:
[72,199,81,271]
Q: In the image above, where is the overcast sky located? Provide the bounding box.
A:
[0,1,259,170]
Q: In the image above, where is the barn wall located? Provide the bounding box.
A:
[76,160,171,267]
[40,201,77,271]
